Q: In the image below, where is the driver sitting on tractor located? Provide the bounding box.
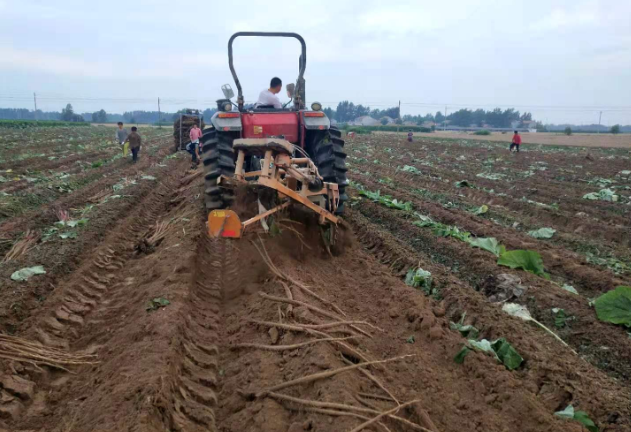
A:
[255,77,283,109]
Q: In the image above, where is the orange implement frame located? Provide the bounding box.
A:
[207,138,340,238]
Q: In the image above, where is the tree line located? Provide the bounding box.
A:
[0,105,217,124]
[324,101,540,128]
[0,104,627,132]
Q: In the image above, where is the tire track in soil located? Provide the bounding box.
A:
[0,138,179,331]
[0,160,222,431]
[4,167,630,431]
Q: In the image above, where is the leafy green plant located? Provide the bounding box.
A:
[555,405,598,432]
[583,189,618,202]
[91,160,103,168]
[476,172,505,180]
[454,338,523,370]
[468,237,505,257]
[594,286,631,328]
[585,253,630,275]
[358,189,412,211]
[146,297,170,311]
[399,165,422,175]
[449,313,479,338]
[405,268,432,295]
[552,308,568,328]
[527,228,556,239]
[56,218,88,228]
[502,303,575,352]
[11,266,46,281]
[471,204,488,215]
[455,180,470,188]
[498,250,549,279]
[433,225,470,242]
[474,129,491,136]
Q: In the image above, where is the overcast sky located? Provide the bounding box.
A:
[1,0,630,124]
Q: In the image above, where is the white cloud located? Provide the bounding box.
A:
[0,0,630,124]
[0,47,114,78]
[530,3,599,31]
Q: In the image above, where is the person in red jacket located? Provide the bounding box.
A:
[510,130,521,152]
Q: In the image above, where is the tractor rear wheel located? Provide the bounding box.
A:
[309,126,348,214]
[201,130,237,210]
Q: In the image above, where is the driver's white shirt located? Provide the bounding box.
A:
[255,90,282,109]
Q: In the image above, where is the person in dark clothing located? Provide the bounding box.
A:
[510,131,521,152]
[407,130,413,142]
[124,126,142,163]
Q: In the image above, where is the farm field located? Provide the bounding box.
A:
[381,130,631,148]
[1,127,630,432]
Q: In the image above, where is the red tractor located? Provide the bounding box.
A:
[201,32,348,218]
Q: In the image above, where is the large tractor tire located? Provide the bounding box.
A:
[201,130,237,210]
[309,126,348,214]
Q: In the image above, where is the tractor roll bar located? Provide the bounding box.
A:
[228,32,307,111]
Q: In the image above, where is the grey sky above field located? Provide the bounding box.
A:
[1,0,630,124]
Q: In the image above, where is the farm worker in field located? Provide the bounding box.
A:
[407,130,413,142]
[124,126,142,163]
[255,77,283,109]
[116,122,129,156]
[510,131,521,152]
[188,123,203,168]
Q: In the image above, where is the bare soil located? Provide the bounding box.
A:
[1,130,630,432]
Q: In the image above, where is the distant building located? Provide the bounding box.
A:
[352,116,380,126]
[521,120,537,131]
[381,116,396,124]
[403,121,416,126]
[421,121,436,128]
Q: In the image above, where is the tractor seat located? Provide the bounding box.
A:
[233,138,294,155]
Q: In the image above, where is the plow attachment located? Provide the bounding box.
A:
[207,138,340,239]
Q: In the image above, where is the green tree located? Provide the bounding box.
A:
[60,104,75,121]
[564,127,572,136]
[435,111,445,124]
[611,124,620,134]
[323,107,336,120]
[448,109,473,127]
[91,109,107,123]
[380,117,388,125]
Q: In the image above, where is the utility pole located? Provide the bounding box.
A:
[444,105,448,131]
[397,100,401,133]
[597,111,602,134]
[158,97,162,129]
[33,92,38,123]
